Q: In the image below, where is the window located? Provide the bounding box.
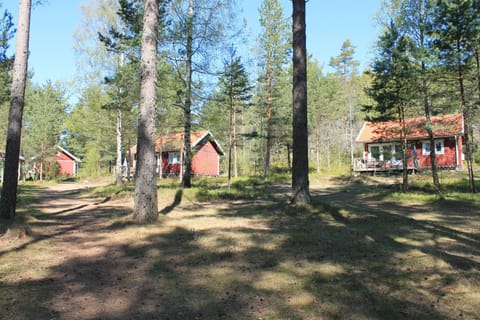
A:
[369,146,381,160]
[435,140,444,154]
[422,140,444,155]
[368,144,401,161]
[168,152,180,164]
[422,142,431,155]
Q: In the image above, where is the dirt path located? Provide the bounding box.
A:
[1,181,138,319]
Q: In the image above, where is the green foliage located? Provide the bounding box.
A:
[329,39,360,79]
[201,49,252,177]
[0,6,14,105]
[80,142,102,178]
[23,81,69,163]
[64,85,115,168]
[367,22,418,121]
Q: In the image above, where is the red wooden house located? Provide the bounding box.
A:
[55,146,81,176]
[131,130,224,177]
[354,113,464,172]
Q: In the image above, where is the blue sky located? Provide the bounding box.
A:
[4,0,381,85]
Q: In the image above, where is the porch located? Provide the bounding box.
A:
[353,158,417,174]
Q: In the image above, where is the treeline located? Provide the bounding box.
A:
[1,0,478,183]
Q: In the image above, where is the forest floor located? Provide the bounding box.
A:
[0,175,479,320]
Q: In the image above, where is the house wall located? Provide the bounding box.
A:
[415,137,462,168]
[158,140,221,176]
[161,153,181,176]
[364,136,463,169]
[192,141,220,176]
[55,151,76,176]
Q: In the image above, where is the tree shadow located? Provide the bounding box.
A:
[1,180,478,319]
[159,188,183,215]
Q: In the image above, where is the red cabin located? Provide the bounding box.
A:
[132,130,224,177]
[354,114,464,172]
[55,146,81,176]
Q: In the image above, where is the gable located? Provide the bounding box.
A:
[154,131,224,155]
[56,146,81,162]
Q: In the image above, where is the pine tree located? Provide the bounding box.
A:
[431,0,479,193]
[0,0,31,220]
[134,0,160,222]
[369,22,418,192]
[257,0,290,179]
[329,39,360,166]
[217,49,252,185]
[0,6,14,105]
[291,0,310,204]
[167,0,237,187]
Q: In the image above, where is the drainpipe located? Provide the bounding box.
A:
[455,135,459,171]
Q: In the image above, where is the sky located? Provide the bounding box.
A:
[3,0,381,85]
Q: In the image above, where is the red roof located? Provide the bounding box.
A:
[155,131,205,152]
[356,114,464,143]
[131,130,224,155]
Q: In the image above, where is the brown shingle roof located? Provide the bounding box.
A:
[356,113,464,143]
[131,130,224,155]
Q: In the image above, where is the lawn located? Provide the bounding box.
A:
[0,173,479,319]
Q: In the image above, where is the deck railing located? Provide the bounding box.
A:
[353,158,404,172]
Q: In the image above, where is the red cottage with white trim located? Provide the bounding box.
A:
[132,130,224,177]
[354,114,464,172]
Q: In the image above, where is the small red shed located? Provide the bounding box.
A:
[55,146,81,176]
[132,130,224,177]
[355,113,464,172]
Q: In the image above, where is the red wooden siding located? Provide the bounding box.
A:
[407,137,462,169]
[55,150,77,176]
[363,135,463,170]
[192,141,220,176]
[133,131,224,177]
[159,140,220,176]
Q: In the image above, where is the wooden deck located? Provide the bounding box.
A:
[353,158,417,174]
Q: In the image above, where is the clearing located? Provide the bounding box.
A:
[0,176,479,320]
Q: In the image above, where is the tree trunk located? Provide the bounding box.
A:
[457,59,476,193]
[232,104,238,178]
[227,88,233,187]
[133,0,159,223]
[264,78,273,179]
[115,109,124,187]
[0,0,31,220]
[421,37,440,190]
[425,113,440,190]
[286,142,291,170]
[181,0,193,188]
[291,0,310,204]
[399,107,408,192]
[315,118,321,173]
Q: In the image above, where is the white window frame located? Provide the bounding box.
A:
[422,139,444,155]
[168,152,180,164]
[368,143,400,161]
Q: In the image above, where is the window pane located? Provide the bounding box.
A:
[422,142,431,155]
[169,152,180,164]
[435,141,442,153]
[370,146,380,160]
